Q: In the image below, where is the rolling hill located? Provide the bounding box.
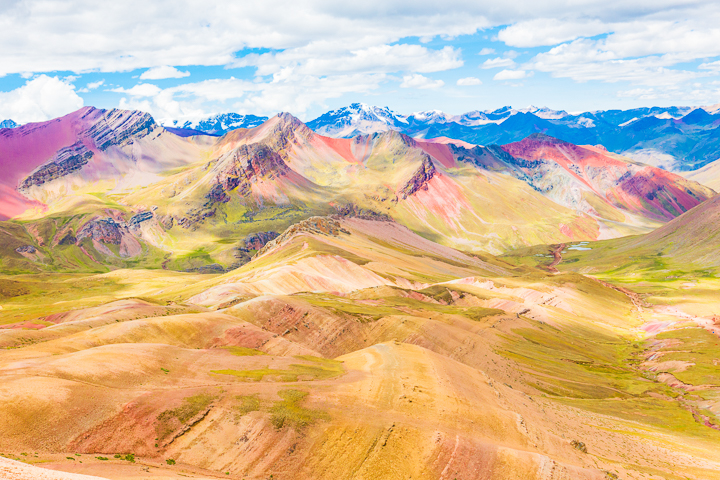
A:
[2,215,720,479]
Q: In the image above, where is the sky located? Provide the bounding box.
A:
[1,0,720,125]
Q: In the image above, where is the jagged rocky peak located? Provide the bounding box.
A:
[400,155,436,199]
[17,106,162,190]
[259,112,314,150]
[81,107,160,150]
[174,112,269,135]
[209,143,291,202]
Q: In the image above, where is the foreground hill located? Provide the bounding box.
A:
[2,216,720,479]
[0,107,713,275]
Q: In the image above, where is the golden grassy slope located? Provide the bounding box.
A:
[3,218,720,479]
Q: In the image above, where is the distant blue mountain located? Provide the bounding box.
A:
[0,119,18,129]
[164,126,220,137]
[165,103,720,171]
[166,113,268,135]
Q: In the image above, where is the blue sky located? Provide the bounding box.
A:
[1,0,720,124]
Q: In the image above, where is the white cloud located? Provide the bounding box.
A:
[529,38,705,86]
[78,79,105,92]
[493,69,530,80]
[140,66,190,80]
[111,83,163,97]
[457,77,482,86]
[0,2,490,76]
[400,74,445,89]
[498,19,611,47]
[235,44,463,76]
[481,57,516,69]
[4,1,720,117]
[699,60,720,71]
[0,75,83,124]
[118,73,388,124]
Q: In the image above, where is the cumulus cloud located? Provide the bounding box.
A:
[529,38,704,86]
[5,0,720,117]
[118,73,387,124]
[400,74,445,89]
[111,83,163,97]
[481,57,516,69]
[457,77,482,86]
[0,75,83,124]
[0,1,490,76]
[493,69,531,80]
[77,79,105,92]
[235,44,463,76]
[498,19,611,48]
[140,66,190,80]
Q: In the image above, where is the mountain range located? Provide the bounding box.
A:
[3,104,720,480]
[7,103,720,172]
[0,105,714,276]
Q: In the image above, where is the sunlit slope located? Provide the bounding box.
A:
[684,156,720,191]
[500,134,714,230]
[514,193,720,278]
[3,215,720,479]
[4,110,714,274]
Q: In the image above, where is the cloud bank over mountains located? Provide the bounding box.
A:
[1,1,720,123]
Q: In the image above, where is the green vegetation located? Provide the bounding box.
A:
[224,346,266,356]
[166,459,176,465]
[113,453,135,462]
[156,393,214,440]
[300,291,503,324]
[235,395,261,415]
[96,456,108,461]
[270,389,329,429]
[212,356,344,382]
[655,327,720,386]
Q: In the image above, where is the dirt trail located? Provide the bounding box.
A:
[592,278,648,311]
[547,244,566,273]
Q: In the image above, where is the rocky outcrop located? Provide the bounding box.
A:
[18,107,160,189]
[254,217,350,259]
[158,215,174,230]
[129,211,154,226]
[83,108,158,151]
[243,231,280,251]
[206,144,291,206]
[76,218,123,245]
[230,231,280,268]
[58,233,77,245]
[183,263,226,274]
[15,245,36,254]
[399,156,436,199]
[332,203,393,221]
[19,142,93,190]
